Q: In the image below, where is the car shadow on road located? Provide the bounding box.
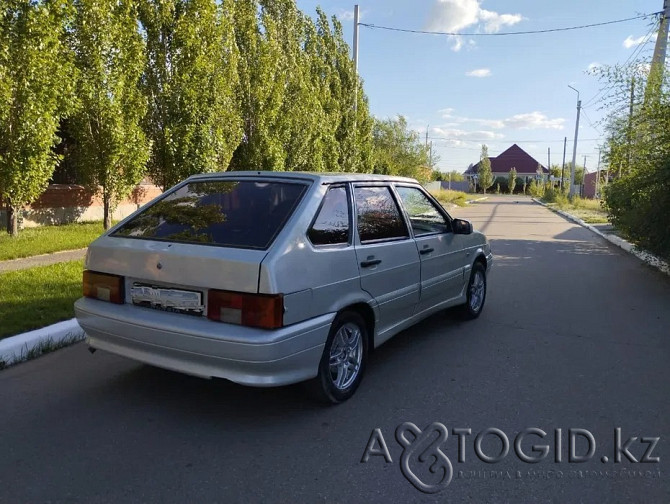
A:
[81,308,471,424]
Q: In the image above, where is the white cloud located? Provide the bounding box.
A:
[501,112,565,130]
[587,62,601,72]
[432,127,504,141]
[434,110,565,132]
[425,0,523,34]
[339,10,354,21]
[337,8,367,22]
[623,33,656,49]
[466,68,491,77]
[449,35,465,51]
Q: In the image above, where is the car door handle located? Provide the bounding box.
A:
[419,247,435,255]
[360,257,382,268]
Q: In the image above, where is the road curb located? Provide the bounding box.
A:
[466,196,489,204]
[0,318,84,368]
[532,198,670,276]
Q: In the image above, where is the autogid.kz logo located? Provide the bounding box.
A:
[360,423,661,494]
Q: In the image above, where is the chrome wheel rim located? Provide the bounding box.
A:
[329,322,363,390]
[469,271,485,313]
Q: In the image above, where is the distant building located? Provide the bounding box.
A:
[583,171,611,199]
[464,144,549,183]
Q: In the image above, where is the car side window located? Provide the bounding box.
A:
[354,186,409,243]
[395,186,449,236]
[308,186,350,246]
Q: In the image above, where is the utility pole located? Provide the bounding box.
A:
[568,85,581,198]
[561,136,567,191]
[547,147,551,184]
[352,5,360,114]
[429,141,433,167]
[425,126,429,147]
[644,0,670,101]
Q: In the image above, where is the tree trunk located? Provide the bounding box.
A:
[103,191,112,230]
[5,202,10,234]
[8,204,18,236]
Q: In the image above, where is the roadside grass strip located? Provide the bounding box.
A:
[0,221,105,261]
[0,260,84,340]
[430,189,468,207]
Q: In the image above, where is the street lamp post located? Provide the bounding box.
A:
[568,85,581,199]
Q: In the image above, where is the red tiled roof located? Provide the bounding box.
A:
[464,144,548,175]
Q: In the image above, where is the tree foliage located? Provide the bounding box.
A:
[0,0,74,235]
[592,56,670,259]
[371,115,431,182]
[477,144,493,194]
[140,0,242,190]
[3,0,399,230]
[70,0,151,229]
[508,167,517,194]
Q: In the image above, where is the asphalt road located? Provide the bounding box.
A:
[1,195,669,503]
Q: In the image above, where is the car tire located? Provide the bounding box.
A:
[458,262,487,320]
[306,311,368,404]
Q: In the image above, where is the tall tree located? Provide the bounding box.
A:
[0,0,74,235]
[478,144,494,194]
[259,0,325,172]
[230,0,286,170]
[372,115,430,180]
[140,0,242,190]
[313,8,343,172]
[71,0,150,229]
[508,167,517,194]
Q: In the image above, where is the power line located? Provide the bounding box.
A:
[582,19,660,108]
[359,12,660,38]
[580,109,602,134]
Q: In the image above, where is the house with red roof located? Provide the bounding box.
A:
[464,144,549,183]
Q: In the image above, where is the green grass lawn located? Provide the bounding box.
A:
[0,260,84,340]
[542,195,610,224]
[0,221,106,261]
[430,189,468,208]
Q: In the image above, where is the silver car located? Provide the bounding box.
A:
[75,172,492,403]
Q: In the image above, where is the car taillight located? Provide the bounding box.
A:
[83,270,124,304]
[207,290,283,329]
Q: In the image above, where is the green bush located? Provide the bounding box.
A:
[543,186,568,206]
[528,179,545,198]
[603,160,670,260]
[430,189,468,207]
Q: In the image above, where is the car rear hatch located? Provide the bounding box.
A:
[85,178,309,308]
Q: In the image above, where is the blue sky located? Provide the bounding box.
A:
[296,0,664,174]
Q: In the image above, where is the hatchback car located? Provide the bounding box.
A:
[75,172,492,403]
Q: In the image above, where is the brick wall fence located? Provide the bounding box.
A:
[0,184,163,228]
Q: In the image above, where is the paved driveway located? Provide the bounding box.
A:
[0,195,668,503]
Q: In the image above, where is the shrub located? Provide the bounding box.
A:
[528,179,545,198]
[603,160,670,260]
[543,186,568,206]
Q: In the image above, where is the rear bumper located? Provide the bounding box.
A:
[74,298,334,387]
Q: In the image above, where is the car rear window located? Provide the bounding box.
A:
[111,180,308,250]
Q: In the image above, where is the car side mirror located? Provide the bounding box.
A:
[453,218,473,235]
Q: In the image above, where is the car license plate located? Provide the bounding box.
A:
[130,283,205,316]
